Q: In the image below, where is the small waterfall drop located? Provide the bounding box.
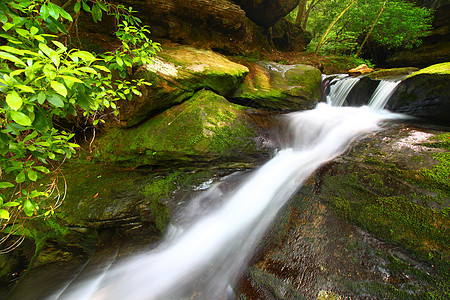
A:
[368,80,401,111]
[53,106,400,300]
[324,74,402,110]
[325,75,361,107]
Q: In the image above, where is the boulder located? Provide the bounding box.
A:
[270,19,312,52]
[232,0,299,27]
[116,0,267,55]
[238,124,450,299]
[121,45,249,127]
[232,61,322,111]
[348,64,374,75]
[96,90,273,166]
[387,62,450,125]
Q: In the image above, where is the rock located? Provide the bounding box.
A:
[96,90,273,166]
[270,19,312,52]
[315,124,449,271]
[232,61,322,111]
[348,64,374,75]
[238,124,449,299]
[121,45,249,127]
[117,0,267,55]
[232,0,299,27]
[387,62,450,125]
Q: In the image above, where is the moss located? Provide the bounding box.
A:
[408,62,450,78]
[95,90,261,166]
[368,67,419,79]
[320,159,449,271]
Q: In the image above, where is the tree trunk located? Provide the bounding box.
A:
[295,0,307,24]
[355,0,387,57]
[314,0,358,55]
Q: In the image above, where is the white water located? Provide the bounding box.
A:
[368,80,401,111]
[54,79,402,300]
[325,75,361,106]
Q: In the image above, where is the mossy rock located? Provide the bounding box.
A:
[315,124,449,273]
[232,61,321,111]
[121,45,249,127]
[368,67,419,79]
[387,62,450,126]
[95,90,271,166]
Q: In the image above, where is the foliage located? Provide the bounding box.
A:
[0,0,160,244]
[299,0,433,55]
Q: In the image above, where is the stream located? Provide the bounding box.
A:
[41,76,403,300]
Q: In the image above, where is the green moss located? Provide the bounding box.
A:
[408,62,450,78]
[368,67,418,79]
[95,90,260,165]
[320,160,449,271]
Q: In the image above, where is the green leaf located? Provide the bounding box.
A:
[10,111,32,126]
[37,92,46,104]
[74,1,81,13]
[23,199,35,217]
[16,85,35,93]
[0,51,26,66]
[0,45,24,56]
[59,7,73,22]
[52,40,67,52]
[40,3,50,19]
[50,81,67,97]
[16,171,26,183]
[0,209,9,220]
[6,92,23,110]
[2,202,20,207]
[92,65,111,72]
[47,2,60,20]
[47,92,65,107]
[23,130,38,142]
[0,182,14,189]
[92,3,102,22]
[38,43,52,58]
[70,50,97,61]
[82,1,91,12]
[27,169,38,181]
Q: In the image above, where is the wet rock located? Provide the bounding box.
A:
[387,62,450,126]
[232,61,322,111]
[238,123,450,299]
[121,44,249,127]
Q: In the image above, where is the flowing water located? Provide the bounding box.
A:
[51,77,402,300]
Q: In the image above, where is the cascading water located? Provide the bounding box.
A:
[368,80,401,111]
[325,75,361,106]
[51,77,403,300]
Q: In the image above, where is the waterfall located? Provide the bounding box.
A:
[53,100,401,300]
[325,75,361,107]
[368,80,401,111]
[324,74,401,110]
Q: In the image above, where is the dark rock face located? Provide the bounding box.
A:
[270,19,312,52]
[343,76,380,107]
[232,0,299,27]
[387,65,450,125]
[117,0,267,55]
